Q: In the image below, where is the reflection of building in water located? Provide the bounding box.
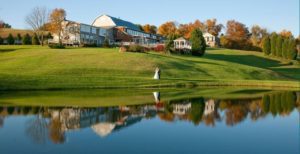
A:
[172,101,191,115]
[49,108,109,131]
[204,99,215,116]
[92,114,143,138]
[92,123,116,137]
[48,107,145,137]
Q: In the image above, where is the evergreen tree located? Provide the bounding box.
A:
[17,33,22,41]
[7,33,15,45]
[22,33,32,45]
[287,38,297,60]
[32,33,40,45]
[270,32,277,56]
[190,28,206,56]
[165,33,178,52]
[262,95,270,113]
[262,36,271,55]
[0,36,3,45]
[282,38,288,59]
[276,35,283,57]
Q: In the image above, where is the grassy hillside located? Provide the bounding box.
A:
[0,45,299,90]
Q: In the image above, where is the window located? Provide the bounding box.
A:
[99,28,106,36]
[92,27,97,34]
[80,24,91,33]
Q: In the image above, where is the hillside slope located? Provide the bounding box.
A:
[0,46,299,90]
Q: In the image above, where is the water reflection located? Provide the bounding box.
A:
[0,91,299,145]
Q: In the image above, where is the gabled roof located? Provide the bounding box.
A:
[174,37,188,41]
[106,15,141,31]
[203,32,214,37]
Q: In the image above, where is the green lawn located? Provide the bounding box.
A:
[0,45,299,90]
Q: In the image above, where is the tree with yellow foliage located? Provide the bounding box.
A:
[142,24,157,34]
[157,21,177,37]
[48,8,66,45]
[280,29,293,38]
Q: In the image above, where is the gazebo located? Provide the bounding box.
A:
[174,37,191,50]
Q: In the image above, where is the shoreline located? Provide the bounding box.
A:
[0,79,299,91]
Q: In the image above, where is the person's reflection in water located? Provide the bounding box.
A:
[153,92,160,103]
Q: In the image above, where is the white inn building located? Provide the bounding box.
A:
[50,14,164,46]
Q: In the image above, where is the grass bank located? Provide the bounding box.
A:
[0,45,299,90]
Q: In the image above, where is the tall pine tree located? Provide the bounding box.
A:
[282,38,288,59]
[262,36,271,55]
[270,32,277,56]
[276,35,283,57]
[287,38,297,60]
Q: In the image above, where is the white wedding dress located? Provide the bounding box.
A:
[154,68,160,80]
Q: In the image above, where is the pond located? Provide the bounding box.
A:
[0,88,299,154]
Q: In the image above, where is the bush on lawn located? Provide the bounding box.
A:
[48,44,65,49]
[128,44,145,52]
[153,44,165,52]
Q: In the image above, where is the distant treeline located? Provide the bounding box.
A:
[262,32,298,60]
[0,32,52,45]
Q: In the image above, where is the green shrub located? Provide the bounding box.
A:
[127,44,145,52]
[103,38,110,48]
[48,44,65,49]
[83,43,98,47]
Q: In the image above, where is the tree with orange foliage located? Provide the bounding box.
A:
[49,118,65,144]
[204,19,223,36]
[157,21,177,37]
[177,23,192,39]
[177,20,205,39]
[221,20,251,49]
[280,29,293,38]
[48,8,66,45]
[250,25,268,49]
[142,24,157,34]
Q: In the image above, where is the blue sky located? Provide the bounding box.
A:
[0,0,299,36]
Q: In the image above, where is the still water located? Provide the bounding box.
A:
[0,88,299,154]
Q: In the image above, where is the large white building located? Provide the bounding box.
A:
[50,14,164,46]
[49,20,107,46]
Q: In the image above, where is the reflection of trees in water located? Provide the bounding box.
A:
[25,114,48,144]
[49,118,65,144]
[0,91,298,143]
[0,116,4,128]
[263,91,296,116]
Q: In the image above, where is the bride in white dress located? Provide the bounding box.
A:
[154,67,160,80]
